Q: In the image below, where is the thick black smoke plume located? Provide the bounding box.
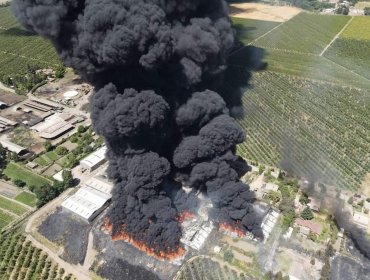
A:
[13,0,262,254]
[335,207,370,260]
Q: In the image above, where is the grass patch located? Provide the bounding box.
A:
[15,192,37,207]
[0,195,28,215]
[34,151,60,166]
[0,210,14,229]
[4,162,52,188]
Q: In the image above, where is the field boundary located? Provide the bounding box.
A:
[322,56,370,83]
[248,21,285,46]
[0,193,33,209]
[320,16,354,57]
[229,19,287,57]
[0,50,57,66]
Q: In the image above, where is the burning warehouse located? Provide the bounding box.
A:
[13,0,262,259]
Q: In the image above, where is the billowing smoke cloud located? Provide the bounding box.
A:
[12,0,261,254]
[335,207,370,260]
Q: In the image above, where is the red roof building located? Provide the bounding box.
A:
[294,218,322,235]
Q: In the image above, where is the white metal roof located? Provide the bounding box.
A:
[85,176,113,195]
[80,146,107,168]
[75,185,111,205]
[0,139,26,154]
[62,195,101,220]
[62,175,112,220]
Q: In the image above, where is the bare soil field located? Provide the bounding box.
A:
[0,90,25,106]
[229,3,302,22]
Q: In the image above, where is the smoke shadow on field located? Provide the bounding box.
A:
[1,27,36,36]
[219,45,267,119]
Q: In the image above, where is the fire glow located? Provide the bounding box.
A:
[219,222,246,237]
[103,220,185,261]
[176,211,196,223]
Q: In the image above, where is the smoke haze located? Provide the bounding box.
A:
[12,0,262,254]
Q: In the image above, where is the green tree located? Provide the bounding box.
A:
[13,179,26,188]
[55,64,66,79]
[258,164,264,175]
[62,170,73,188]
[0,144,7,171]
[301,207,314,220]
[55,146,68,155]
[34,184,57,207]
[77,125,87,134]
[223,250,234,263]
[43,141,53,152]
[299,192,310,205]
[365,7,370,15]
[266,191,281,204]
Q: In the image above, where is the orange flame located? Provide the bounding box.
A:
[103,220,185,261]
[219,222,246,237]
[176,211,196,223]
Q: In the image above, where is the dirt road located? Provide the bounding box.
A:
[25,188,93,280]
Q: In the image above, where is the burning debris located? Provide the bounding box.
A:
[13,0,262,257]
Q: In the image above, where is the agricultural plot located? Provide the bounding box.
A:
[4,162,52,188]
[0,232,75,280]
[263,49,370,89]
[34,151,60,166]
[231,17,280,45]
[0,193,31,229]
[253,13,350,54]
[15,192,37,207]
[340,17,370,41]
[324,17,370,80]
[177,257,246,280]
[0,6,60,79]
[237,71,370,190]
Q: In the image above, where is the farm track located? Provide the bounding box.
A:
[320,16,354,56]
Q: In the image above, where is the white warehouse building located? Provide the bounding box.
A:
[80,146,107,172]
[62,176,114,221]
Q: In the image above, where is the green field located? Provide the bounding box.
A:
[34,151,60,167]
[324,17,370,80]
[340,17,370,40]
[263,49,370,89]
[15,192,37,207]
[0,211,14,229]
[0,6,59,79]
[231,17,280,44]
[0,195,28,216]
[4,162,52,188]
[254,13,350,54]
[237,71,370,190]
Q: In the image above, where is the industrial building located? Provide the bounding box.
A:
[62,175,114,221]
[180,218,214,251]
[31,114,74,139]
[0,116,17,132]
[80,146,107,172]
[0,139,27,155]
[261,208,280,241]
